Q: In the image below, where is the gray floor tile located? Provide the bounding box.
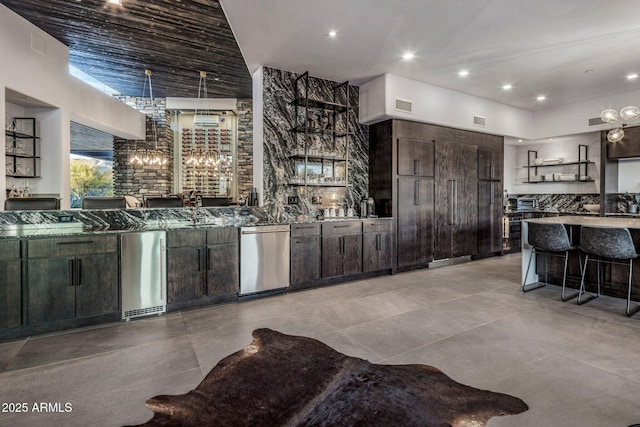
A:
[2,252,640,426]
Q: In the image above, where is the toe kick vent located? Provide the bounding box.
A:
[394,98,413,113]
[473,115,486,127]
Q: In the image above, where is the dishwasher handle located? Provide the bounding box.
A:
[241,227,290,234]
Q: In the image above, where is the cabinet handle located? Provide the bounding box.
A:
[159,238,165,301]
[448,180,454,225]
[334,224,352,228]
[296,225,316,230]
[490,165,494,179]
[76,258,82,286]
[376,234,381,251]
[454,180,458,225]
[57,241,94,245]
[414,180,420,205]
[295,237,317,243]
[490,182,495,205]
[414,158,419,175]
[69,259,75,287]
[197,248,202,271]
[207,248,212,271]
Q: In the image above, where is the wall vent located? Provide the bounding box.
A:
[394,98,412,113]
[587,116,606,126]
[473,115,486,127]
[30,33,45,55]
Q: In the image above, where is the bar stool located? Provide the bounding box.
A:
[523,222,579,301]
[578,226,640,317]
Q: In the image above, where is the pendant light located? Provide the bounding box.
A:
[129,69,168,166]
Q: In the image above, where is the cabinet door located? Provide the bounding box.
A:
[321,235,343,278]
[206,243,239,297]
[478,148,502,181]
[290,235,321,286]
[397,178,434,267]
[435,141,478,259]
[167,246,206,303]
[343,234,363,276]
[363,232,392,272]
[452,143,479,258]
[27,257,76,324]
[397,138,434,177]
[477,182,504,256]
[0,260,22,329]
[75,253,119,317]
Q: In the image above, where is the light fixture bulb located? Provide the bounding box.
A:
[536,95,546,101]
[328,30,337,37]
[607,128,625,143]
[620,106,640,121]
[600,108,620,123]
[626,73,638,80]
[458,70,469,77]
[502,84,512,90]
[402,52,415,61]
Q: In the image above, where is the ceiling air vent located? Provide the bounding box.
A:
[394,98,412,113]
[587,116,606,127]
[473,115,486,127]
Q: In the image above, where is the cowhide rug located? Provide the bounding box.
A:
[129,328,528,426]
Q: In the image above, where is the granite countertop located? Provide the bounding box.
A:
[525,215,640,229]
[0,208,392,239]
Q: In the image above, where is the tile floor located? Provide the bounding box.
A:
[1,253,639,426]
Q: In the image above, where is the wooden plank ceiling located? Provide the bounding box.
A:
[0,0,252,99]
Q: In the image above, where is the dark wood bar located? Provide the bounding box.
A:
[523,216,640,302]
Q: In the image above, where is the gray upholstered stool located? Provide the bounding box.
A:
[523,222,579,301]
[578,226,640,317]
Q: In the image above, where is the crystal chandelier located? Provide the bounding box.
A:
[600,106,640,142]
[129,69,169,166]
[183,71,227,177]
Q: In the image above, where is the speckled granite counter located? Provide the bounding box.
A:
[0,207,270,238]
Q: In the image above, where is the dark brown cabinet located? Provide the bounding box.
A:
[206,228,239,297]
[362,220,393,272]
[478,148,502,181]
[166,228,238,309]
[478,181,503,256]
[290,223,321,288]
[397,178,434,267]
[0,240,22,330]
[397,138,435,177]
[26,235,118,324]
[434,140,478,260]
[477,147,504,257]
[606,125,640,159]
[369,120,436,270]
[322,222,362,278]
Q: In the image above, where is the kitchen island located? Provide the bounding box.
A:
[522,215,640,304]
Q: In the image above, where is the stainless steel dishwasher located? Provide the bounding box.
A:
[121,231,167,320]
[240,224,290,296]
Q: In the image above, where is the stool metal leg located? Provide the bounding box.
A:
[578,254,600,305]
[523,248,546,292]
[627,260,640,317]
[561,250,579,302]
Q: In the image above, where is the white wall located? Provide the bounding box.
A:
[1,5,146,209]
[618,159,640,193]
[508,132,600,195]
[359,74,534,139]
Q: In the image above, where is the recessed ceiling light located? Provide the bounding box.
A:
[502,84,512,90]
[107,0,121,5]
[536,95,546,101]
[518,139,523,142]
[458,70,469,77]
[402,52,415,61]
[627,73,639,80]
[328,30,338,38]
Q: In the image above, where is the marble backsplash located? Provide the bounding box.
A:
[261,67,368,223]
[511,193,600,212]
